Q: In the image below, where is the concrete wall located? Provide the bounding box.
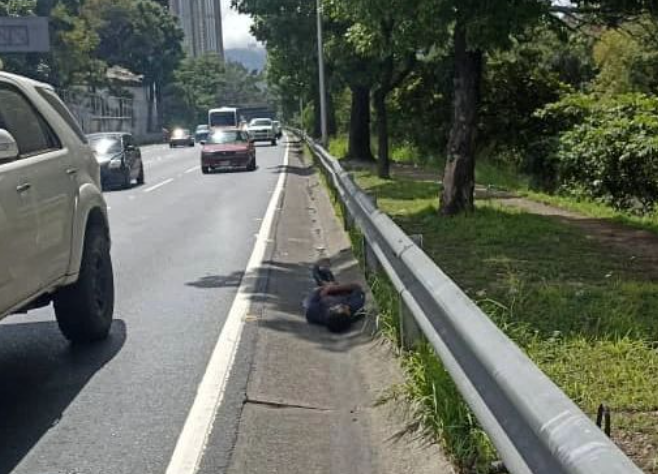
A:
[61,85,159,143]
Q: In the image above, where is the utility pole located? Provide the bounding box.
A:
[316,0,328,146]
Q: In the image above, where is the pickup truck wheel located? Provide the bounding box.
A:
[54,225,114,343]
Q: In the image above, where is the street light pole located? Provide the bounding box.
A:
[316,0,328,146]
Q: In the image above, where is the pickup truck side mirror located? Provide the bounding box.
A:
[0,129,19,163]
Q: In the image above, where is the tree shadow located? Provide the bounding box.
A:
[268,164,314,177]
[185,248,375,354]
[392,203,658,342]
[0,319,127,474]
[359,178,440,202]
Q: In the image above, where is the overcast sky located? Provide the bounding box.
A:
[221,0,259,49]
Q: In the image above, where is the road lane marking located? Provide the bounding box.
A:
[143,178,174,193]
[165,134,290,474]
[185,166,198,174]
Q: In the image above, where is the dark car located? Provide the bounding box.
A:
[196,130,210,144]
[170,128,194,148]
[88,132,144,189]
[201,129,256,174]
[195,124,210,143]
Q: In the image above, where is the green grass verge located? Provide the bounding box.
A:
[519,191,658,235]
[330,132,657,235]
[352,171,658,473]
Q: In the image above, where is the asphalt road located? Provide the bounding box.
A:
[0,140,287,474]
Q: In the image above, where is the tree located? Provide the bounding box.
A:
[330,0,421,178]
[592,19,658,94]
[234,0,323,132]
[165,55,270,126]
[83,0,184,130]
[49,1,106,87]
[323,15,376,161]
[425,1,549,215]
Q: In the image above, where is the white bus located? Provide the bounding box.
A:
[208,107,242,129]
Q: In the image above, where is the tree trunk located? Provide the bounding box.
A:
[147,82,155,133]
[313,99,321,138]
[440,21,483,215]
[348,85,374,161]
[155,81,163,131]
[374,89,390,179]
[327,91,337,137]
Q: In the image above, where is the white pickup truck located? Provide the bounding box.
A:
[0,72,114,343]
[247,118,277,146]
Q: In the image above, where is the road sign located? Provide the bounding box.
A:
[0,17,50,53]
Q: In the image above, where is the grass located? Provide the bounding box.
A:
[520,191,658,235]
[330,132,658,235]
[328,135,349,159]
[350,171,658,473]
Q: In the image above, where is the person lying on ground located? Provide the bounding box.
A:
[304,265,366,333]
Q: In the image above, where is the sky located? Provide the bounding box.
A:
[220,0,259,49]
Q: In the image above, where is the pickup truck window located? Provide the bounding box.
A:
[0,84,61,158]
[37,87,87,144]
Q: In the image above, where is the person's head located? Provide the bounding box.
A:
[326,304,352,333]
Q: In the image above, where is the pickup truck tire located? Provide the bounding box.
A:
[54,225,114,343]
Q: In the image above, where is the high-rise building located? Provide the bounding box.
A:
[169,0,224,59]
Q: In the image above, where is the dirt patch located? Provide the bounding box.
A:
[613,411,658,473]
[494,197,658,279]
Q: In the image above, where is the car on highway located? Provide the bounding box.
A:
[170,128,194,148]
[201,128,256,174]
[0,72,115,343]
[88,132,144,189]
[247,118,277,146]
[195,124,210,143]
[272,120,283,139]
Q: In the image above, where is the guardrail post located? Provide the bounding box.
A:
[399,234,424,350]
[362,235,380,274]
[365,191,378,208]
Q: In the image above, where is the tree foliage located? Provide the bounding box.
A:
[546,93,658,213]
[163,55,269,127]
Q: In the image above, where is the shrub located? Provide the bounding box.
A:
[553,94,658,213]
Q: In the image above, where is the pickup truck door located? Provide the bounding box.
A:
[0,84,74,290]
[0,156,41,310]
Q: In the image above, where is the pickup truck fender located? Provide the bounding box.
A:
[63,182,109,285]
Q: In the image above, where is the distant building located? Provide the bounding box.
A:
[169,0,224,59]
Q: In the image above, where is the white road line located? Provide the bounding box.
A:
[164,135,290,474]
[143,178,174,193]
[185,166,197,174]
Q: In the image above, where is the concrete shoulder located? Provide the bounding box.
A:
[218,137,454,474]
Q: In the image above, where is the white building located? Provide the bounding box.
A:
[169,0,224,59]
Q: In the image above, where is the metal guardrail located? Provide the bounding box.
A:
[291,129,643,474]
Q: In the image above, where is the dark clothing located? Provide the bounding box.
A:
[312,265,336,286]
[304,286,366,326]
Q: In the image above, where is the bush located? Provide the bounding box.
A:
[551,94,658,213]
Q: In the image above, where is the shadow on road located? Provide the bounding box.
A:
[268,164,314,177]
[0,319,127,474]
[185,246,374,354]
